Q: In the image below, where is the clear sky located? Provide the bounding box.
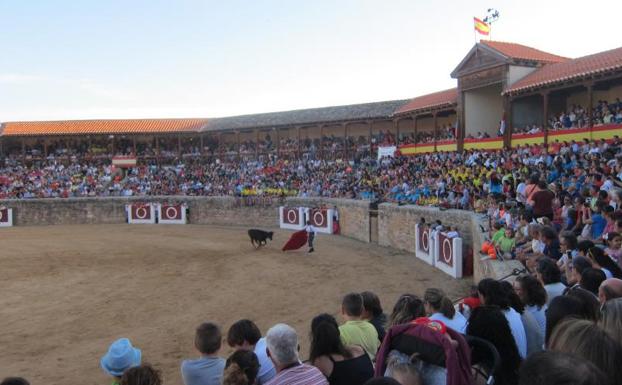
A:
[1,0,621,122]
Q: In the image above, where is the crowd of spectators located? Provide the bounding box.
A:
[5,276,620,385]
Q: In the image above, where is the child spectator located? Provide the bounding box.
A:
[100,338,142,385]
[181,322,226,385]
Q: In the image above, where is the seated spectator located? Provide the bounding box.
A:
[477,279,527,358]
[385,356,422,385]
[587,246,622,279]
[548,318,622,385]
[598,277,622,304]
[387,294,425,327]
[363,378,402,385]
[120,364,162,385]
[265,323,328,385]
[544,295,585,345]
[308,313,374,385]
[226,319,276,384]
[100,338,142,385]
[514,275,547,337]
[518,351,609,385]
[361,291,387,342]
[579,267,607,295]
[535,257,567,305]
[181,322,226,385]
[600,297,622,345]
[501,281,544,356]
[564,255,593,292]
[338,293,380,360]
[467,306,521,385]
[223,350,260,385]
[423,288,466,333]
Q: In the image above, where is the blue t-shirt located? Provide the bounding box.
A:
[254,338,277,385]
[591,213,607,239]
[181,356,225,385]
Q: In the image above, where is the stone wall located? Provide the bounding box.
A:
[0,196,280,228]
[377,204,474,254]
[285,198,371,243]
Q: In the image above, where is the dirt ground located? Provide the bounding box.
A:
[0,224,470,385]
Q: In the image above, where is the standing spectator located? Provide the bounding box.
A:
[305,220,316,253]
[423,288,467,333]
[181,322,226,385]
[308,314,374,385]
[226,319,276,384]
[265,324,328,385]
[361,291,387,342]
[338,293,380,360]
[530,181,555,220]
[101,338,142,385]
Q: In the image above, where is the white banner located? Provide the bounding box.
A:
[377,146,396,160]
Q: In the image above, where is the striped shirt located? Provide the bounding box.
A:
[265,363,328,385]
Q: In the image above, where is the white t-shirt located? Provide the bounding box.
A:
[504,307,528,359]
[305,224,316,233]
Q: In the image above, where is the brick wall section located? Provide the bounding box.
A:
[378,204,474,253]
[285,198,371,243]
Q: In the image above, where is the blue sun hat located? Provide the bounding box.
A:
[100,338,142,377]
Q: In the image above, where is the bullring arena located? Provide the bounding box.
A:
[0,200,471,385]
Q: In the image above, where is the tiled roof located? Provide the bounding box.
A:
[1,118,208,136]
[204,100,409,131]
[393,88,458,115]
[481,40,569,63]
[505,46,622,95]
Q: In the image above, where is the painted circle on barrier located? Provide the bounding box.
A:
[442,238,453,264]
[135,206,148,219]
[165,206,178,219]
[286,209,297,224]
[313,211,325,227]
[0,210,3,222]
[422,230,429,252]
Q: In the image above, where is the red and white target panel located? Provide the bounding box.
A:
[126,203,156,224]
[305,208,334,234]
[414,224,434,265]
[0,207,14,227]
[157,203,187,224]
[279,206,306,230]
[434,233,463,278]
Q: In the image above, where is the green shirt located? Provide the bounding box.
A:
[339,320,379,360]
[496,235,516,253]
[491,229,505,243]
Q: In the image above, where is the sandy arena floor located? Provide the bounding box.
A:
[0,224,470,385]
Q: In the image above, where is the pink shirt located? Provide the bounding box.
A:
[266,363,328,385]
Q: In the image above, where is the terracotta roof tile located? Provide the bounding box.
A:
[506,46,622,95]
[481,40,569,63]
[394,88,458,115]
[1,118,208,136]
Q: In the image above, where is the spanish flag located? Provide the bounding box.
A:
[474,17,490,35]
